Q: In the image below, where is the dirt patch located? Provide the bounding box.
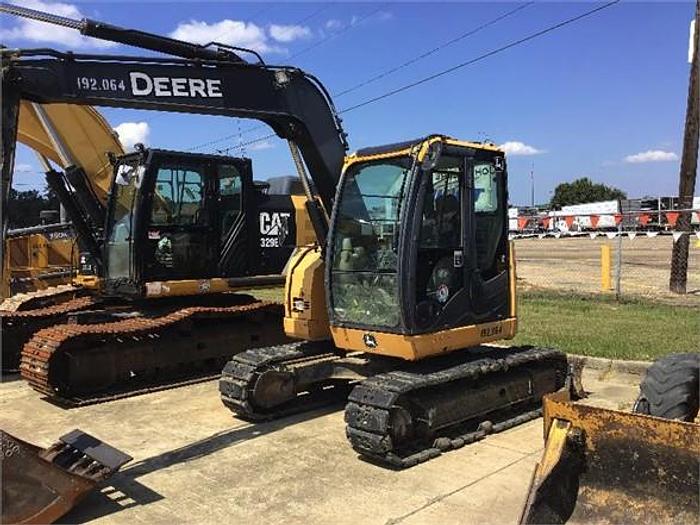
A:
[514,236,700,306]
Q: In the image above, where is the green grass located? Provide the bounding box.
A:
[239,286,284,303]
[240,286,699,362]
[510,290,700,361]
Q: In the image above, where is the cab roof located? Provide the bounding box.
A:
[351,135,503,159]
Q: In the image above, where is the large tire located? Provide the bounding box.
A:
[633,353,700,421]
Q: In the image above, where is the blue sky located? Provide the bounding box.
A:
[3,1,696,205]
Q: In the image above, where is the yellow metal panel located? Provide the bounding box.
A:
[521,391,700,524]
[290,195,316,246]
[343,136,504,174]
[283,246,330,340]
[330,318,517,360]
[142,277,281,298]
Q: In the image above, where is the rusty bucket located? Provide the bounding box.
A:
[1,429,131,524]
[520,390,700,524]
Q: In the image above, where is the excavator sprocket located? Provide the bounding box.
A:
[345,347,568,467]
[1,428,131,524]
[20,297,290,405]
[1,285,97,372]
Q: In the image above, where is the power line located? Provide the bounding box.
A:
[334,2,534,98]
[199,1,621,153]
[289,4,387,60]
[192,2,530,151]
[295,4,332,25]
[191,2,532,152]
[340,0,621,114]
[188,4,337,152]
[215,133,277,156]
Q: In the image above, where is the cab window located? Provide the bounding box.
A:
[218,164,243,239]
[472,160,504,277]
[151,166,204,225]
[474,163,498,213]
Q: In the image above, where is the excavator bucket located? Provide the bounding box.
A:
[520,390,700,524]
[1,429,131,524]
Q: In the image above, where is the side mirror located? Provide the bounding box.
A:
[494,156,505,171]
[421,141,442,171]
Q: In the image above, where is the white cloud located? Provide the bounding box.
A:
[623,150,679,163]
[269,24,311,43]
[0,0,117,49]
[325,19,342,30]
[114,122,150,150]
[169,19,282,54]
[499,141,545,156]
[248,140,274,151]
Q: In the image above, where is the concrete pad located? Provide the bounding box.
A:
[0,365,642,525]
[483,419,544,454]
[396,451,540,525]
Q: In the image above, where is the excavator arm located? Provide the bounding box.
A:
[18,101,124,205]
[2,51,347,216]
[1,3,348,296]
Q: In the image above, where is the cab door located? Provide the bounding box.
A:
[216,160,257,276]
[143,156,217,281]
[406,149,509,333]
[467,155,510,320]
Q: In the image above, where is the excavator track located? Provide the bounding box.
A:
[20,299,289,406]
[220,343,567,468]
[345,347,568,468]
[0,283,82,312]
[219,341,352,420]
[1,291,98,372]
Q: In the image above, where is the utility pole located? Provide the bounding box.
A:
[670,0,699,294]
[530,162,535,207]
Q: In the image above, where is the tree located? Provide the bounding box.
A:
[7,188,60,229]
[549,177,626,208]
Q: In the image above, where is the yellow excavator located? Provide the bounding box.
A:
[219,136,568,467]
[2,100,123,300]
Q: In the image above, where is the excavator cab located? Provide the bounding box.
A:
[103,148,291,297]
[327,136,514,358]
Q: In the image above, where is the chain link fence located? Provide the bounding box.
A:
[514,232,700,304]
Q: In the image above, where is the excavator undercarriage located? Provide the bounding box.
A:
[221,343,568,467]
[14,294,289,405]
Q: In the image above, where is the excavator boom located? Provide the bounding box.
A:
[18,101,124,204]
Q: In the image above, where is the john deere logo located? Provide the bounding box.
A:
[363,333,378,348]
